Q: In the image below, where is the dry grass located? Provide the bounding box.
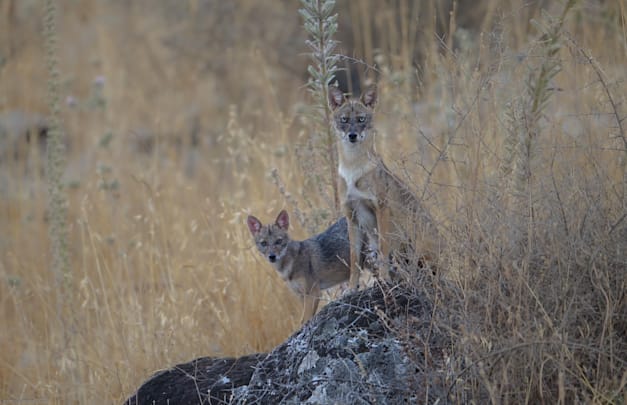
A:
[0,0,625,403]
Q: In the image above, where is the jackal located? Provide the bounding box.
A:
[246,210,350,322]
[328,85,439,289]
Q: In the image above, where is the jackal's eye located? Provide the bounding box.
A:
[260,241,268,247]
[340,116,349,123]
[275,239,283,245]
[358,116,366,123]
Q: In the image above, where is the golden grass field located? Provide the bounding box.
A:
[1,0,625,403]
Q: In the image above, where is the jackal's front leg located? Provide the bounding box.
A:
[346,218,362,290]
[375,205,391,281]
[301,283,320,323]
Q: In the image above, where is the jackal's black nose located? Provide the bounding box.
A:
[348,133,358,142]
[268,254,277,262]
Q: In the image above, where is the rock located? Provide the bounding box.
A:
[234,283,452,404]
[124,282,456,405]
[124,353,266,405]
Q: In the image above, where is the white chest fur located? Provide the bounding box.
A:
[339,162,377,203]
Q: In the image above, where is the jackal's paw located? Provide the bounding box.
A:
[364,250,378,268]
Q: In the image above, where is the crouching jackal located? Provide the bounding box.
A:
[247,210,350,322]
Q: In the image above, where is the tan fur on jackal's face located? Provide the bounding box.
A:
[247,210,290,264]
[328,86,377,145]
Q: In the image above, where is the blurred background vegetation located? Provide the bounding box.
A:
[0,0,625,403]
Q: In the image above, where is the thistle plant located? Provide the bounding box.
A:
[43,0,71,297]
[43,0,81,398]
[299,0,340,213]
[502,0,577,210]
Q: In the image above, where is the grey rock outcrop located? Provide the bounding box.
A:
[125,282,455,405]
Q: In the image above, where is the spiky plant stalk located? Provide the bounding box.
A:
[503,0,578,209]
[299,0,340,213]
[43,0,81,399]
[43,0,71,307]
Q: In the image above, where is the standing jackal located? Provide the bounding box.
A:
[246,210,350,322]
[328,85,439,289]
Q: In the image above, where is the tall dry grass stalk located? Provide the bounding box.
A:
[501,0,577,259]
[416,1,627,402]
[42,0,82,401]
[299,0,340,215]
[43,0,70,297]
[268,0,343,235]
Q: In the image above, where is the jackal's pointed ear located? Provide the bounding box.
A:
[275,210,289,230]
[328,86,346,111]
[247,215,262,235]
[361,85,378,109]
